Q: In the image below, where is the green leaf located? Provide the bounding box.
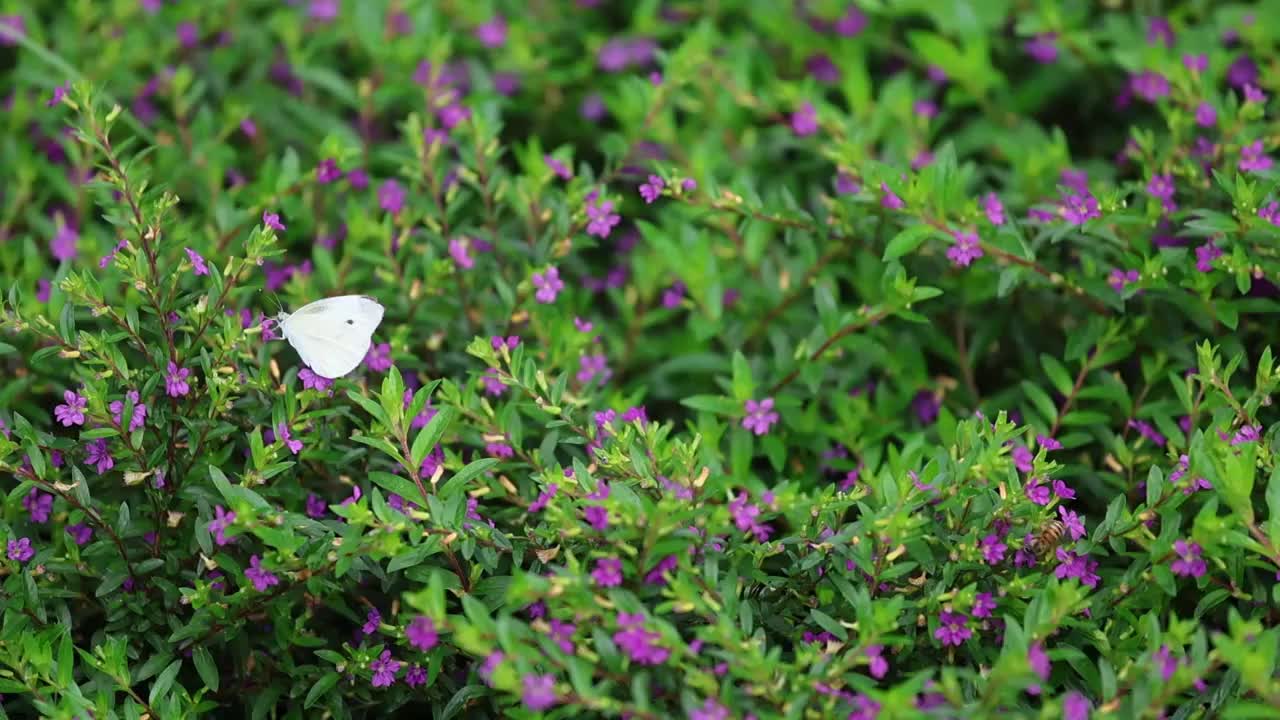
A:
[193,647,219,693]
[441,458,499,496]
[412,407,457,470]
[148,659,182,706]
[882,224,936,261]
[305,672,341,708]
[731,350,755,401]
[369,471,427,508]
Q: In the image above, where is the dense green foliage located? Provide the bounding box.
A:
[3,1,1280,718]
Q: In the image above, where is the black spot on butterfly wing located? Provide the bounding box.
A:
[346,319,354,325]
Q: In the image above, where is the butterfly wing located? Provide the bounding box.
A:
[281,295,385,378]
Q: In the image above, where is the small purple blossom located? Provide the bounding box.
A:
[972,592,997,618]
[522,674,557,711]
[298,368,333,392]
[370,650,400,688]
[7,538,34,562]
[593,557,623,587]
[364,342,393,372]
[1146,17,1175,47]
[585,190,621,238]
[165,362,191,397]
[209,505,236,545]
[1025,479,1051,505]
[1054,548,1100,588]
[791,102,819,136]
[1195,242,1223,272]
[475,15,506,48]
[1195,102,1217,127]
[362,608,381,636]
[50,222,78,262]
[54,390,87,426]
[276,424,303,455]
[1063,692,1091,720]
[946,229,984,267]
[1059,506,1086,540]
[84,439,115,474]
[639,174,665,203]
[1028,642,1051,683]
[66,523,93,546]
[1130,71,1170,102]
[1231,424,1262,445]
[742,398,779,435]
[406,615,438,651]
[109,390,147,432]
[316,158,342,183]
[1060,192,1100,225]
[1108,269,1140,293]
[22,489,53,523]
[880,183,904,210]
[245,555,279,592]
[1171,539,1207,578]
[262,211,286,231]
[979,534,1007,565]
[185,247,209,276]
[982,193,1005,225]
[934,611,971,647]
[613,613,670,665]
[378,180,406,214]
[584,505,609,531]
[532,266,564,303]
[1240,140,1272,173]
[577,353,612,385]
[1025,33,1058,63]
[1184,53,1208,72]
[305,494,327,518]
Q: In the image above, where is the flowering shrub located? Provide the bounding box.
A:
[3,2,1280,718]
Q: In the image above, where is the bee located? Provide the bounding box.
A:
[1029,520,1068,558]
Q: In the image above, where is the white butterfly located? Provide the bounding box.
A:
[277,295,385,379]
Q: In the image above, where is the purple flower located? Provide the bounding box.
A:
[47,83,70,107]
[378,180,406,214]
[529,483,558,513]
[880,183,904,210]
[370,650,400,688]
[946,229,984,267]
[805,53,840,83]
[316,158,342,184]
[593,557,623,587]
[184,247,209,276]
[791,102,819,137]
[305,494,327,519]
[209,505,236,545]
[262,211,285,231]
[1062,169,1089,193]
[486,441,514,458]
[1012,445,1033,473]
[1171,539,1207,578]
[835,173,860,195]
[474,15,506,48]
[50,222,78,262]
[84,439,114,474]
[1244,84,1267,103]
[1028,642,1051,681]
[1146,17,1175,47]
[934,611,971,647]
[1054,548,1100,588]
[577,353,612,385]
[1232,424,1262,445]
[545,155,572,180]
[1063,691,1091,720]
[585,190,620,238]
[1227,55,1258,88]
[1147,173,1177,212]
[109,390,147,432]
[66,523,93,545]
[639,175,665,204]
[165,362,191,397]
[1259,202,1280,227]
[865,644,889,679]
[365,342,393,372]
[54,390,87,426]
[548,619,576,653]
[406,615,438,651]
[37,279,51,302]
[1195,242,1223,272]
[532,266,564,303]
[446,237,475,269]
[584,505,609,531]
[1108,269,1140,292]
[1025,33,1058,63]
[308,0,338,21]
[1193,101,1217,127]
[361,608,382,636]
[913,99,938,120]
[982,193,1005,225]
[972,592,996,618]
[1025,479,1051,505]
[245,555,279,592]
[22,489,53,523]
[742,398,779,435]
[522,674,557,711]
[481,368,507,396]
[1038,435,1062,451]
[270,423,301,455]
[405,666,427,687]
[580,93,606,121]
[1059,506,1086,540]
[298,368,333,392]
[0,14,26,46]
[691,697,731,720]
[1060,193,1100,225]
[1130,71,1169,102]
[7,537,34,562]
[346,168,369,189]
[834,5,867,36]
[979,534,1007,564]
[1241,140,1272,173]
[1184,54,1208,72]
[176,21,199,48]
[613,614,670,665]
